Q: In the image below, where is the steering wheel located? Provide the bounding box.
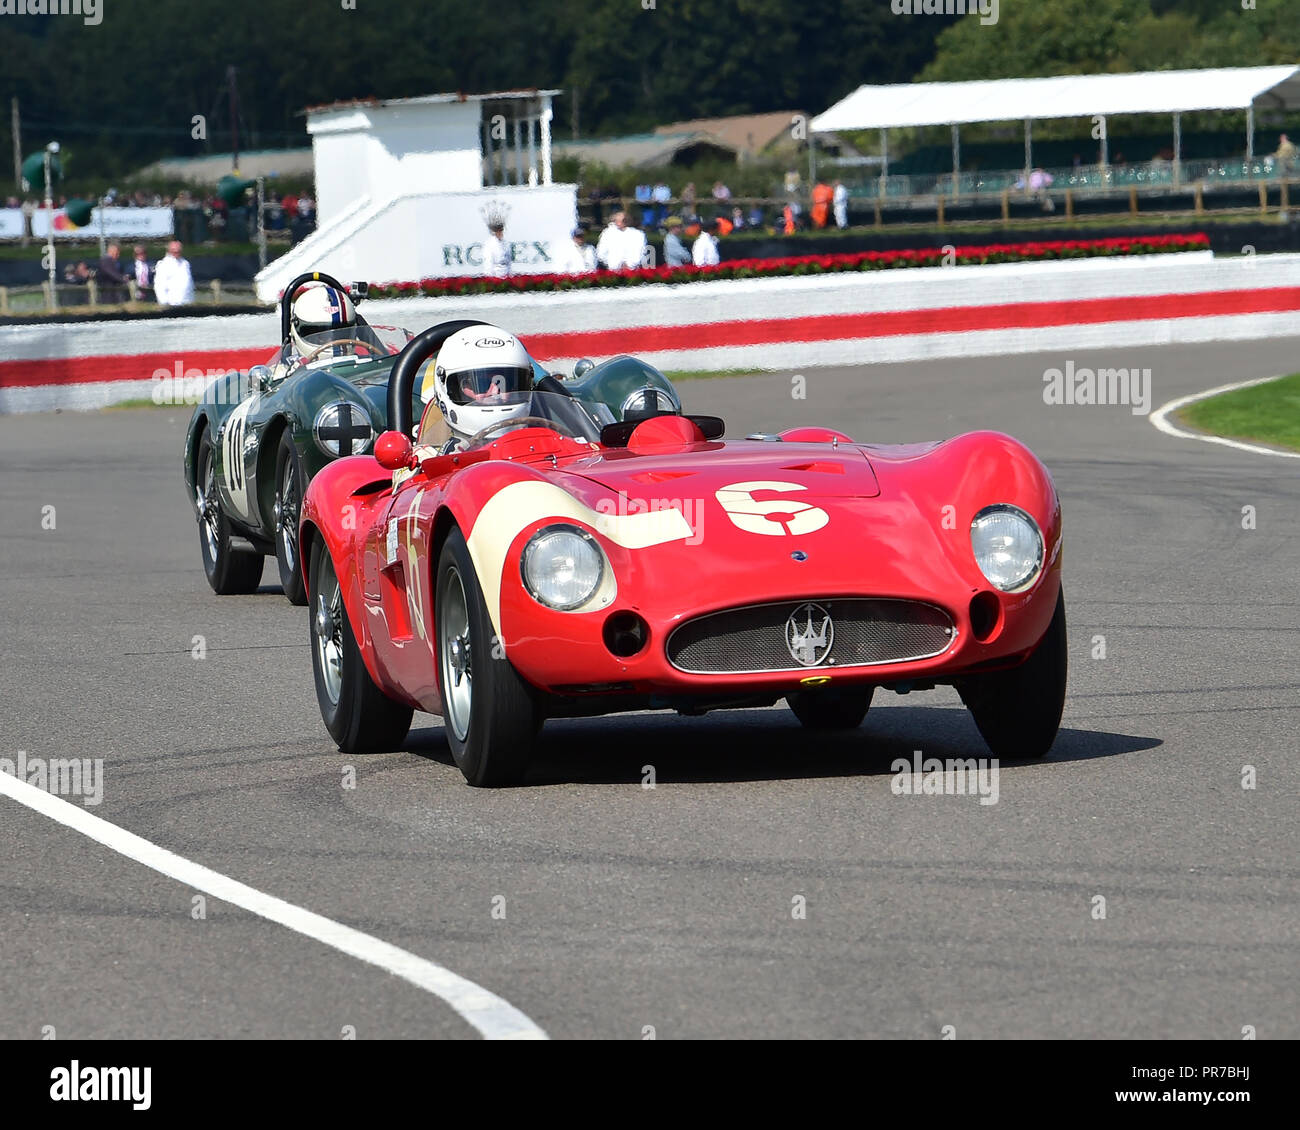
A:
[292,337,384,371]
[465,416,577,448]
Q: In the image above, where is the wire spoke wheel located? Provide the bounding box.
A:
[438,566,474,743]
[313,551,344,706]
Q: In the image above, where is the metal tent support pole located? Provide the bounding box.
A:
[1173,112,1182,187]
[951,124,961,200]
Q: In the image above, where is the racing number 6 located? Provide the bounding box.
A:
[715,480,829,536]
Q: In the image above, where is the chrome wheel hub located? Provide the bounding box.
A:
[439,567,473,742]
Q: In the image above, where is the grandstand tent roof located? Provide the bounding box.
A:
[811,67,1300,132]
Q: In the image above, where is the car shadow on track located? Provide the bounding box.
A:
[403,704,1159,786]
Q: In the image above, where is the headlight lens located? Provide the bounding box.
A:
[521,524,604,610]
[970,505,1043,592]
[313,401,374,458]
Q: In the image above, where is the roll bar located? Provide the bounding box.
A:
[386,320,491,435]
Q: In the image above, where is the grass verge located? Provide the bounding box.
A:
[1176,372,1300,452]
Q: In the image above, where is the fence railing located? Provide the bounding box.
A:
[0,279,262,315]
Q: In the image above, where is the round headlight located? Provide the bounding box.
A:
[521,524,604,610]
[970,505,1043,592]
[621,385,681,417]
[313,401,374,458]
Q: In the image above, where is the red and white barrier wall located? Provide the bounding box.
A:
[2,251,1298,414]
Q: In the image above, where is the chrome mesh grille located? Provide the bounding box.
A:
[666,599,954,674]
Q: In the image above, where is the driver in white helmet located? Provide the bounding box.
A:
[273,282,358,378]
[416,325,536,453]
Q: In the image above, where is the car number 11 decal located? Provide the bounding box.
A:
[715,480,830,536]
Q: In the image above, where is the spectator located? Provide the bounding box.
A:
[485,220,511,277]
[714,212,734,236]
[154,240,195,306]
[833,180,849,229]
[651,181,672,227]
[596,211,646,271]
[297,194,315,222]
[663,216,691,267]
[711,180,731,201]
[558,226,597,274]
[63,260,92,307]
[634,183,653,227]
[692,220,721,267]
[1275,133,1296,171]
[130,245,152,299]
[97,242,129,304]
[1028,167,1055,212]
[730,205,746,231]
[783,169,802,196]
[811,180,833,229]
[587,184,606,227]
[281,193,299,221]
[680,181,697,220]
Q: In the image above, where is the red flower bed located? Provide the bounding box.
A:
[367,233,1210,299]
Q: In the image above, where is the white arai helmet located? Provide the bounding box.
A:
[420,325,535,445]
[289,282,357,357]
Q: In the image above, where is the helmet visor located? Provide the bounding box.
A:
[448,365,533,404]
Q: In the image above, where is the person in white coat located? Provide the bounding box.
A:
[154,241,195,306]
[485,221,511,277]
[596,211,647,271]
[692,221,721,267]
[558,227,598,274]
[833,180,849,229]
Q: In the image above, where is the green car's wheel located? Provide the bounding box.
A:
[436,527,538,787]
[195,429,263,595]
[274,432,307,606]
[308,536,413,754]
[957,587,1068,759]
[787,685,874,730]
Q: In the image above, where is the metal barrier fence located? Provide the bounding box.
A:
[0,279,262,315]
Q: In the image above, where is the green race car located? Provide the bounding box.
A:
[182,272,681,604]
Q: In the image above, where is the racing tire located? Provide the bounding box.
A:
[787,685,874,730]
[274,432,308,606]
[309,536,413,754]
[957,586,1067,759]
[435,526,538,787]
[195,429,264,595]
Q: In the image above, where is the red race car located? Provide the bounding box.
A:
[299,321,1066,786]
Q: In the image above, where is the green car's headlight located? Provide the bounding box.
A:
[520,524,605,610]
[313,401,374,458]
[970,505,1043,592]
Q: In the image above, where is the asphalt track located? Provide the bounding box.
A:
[1,338,1298,1040]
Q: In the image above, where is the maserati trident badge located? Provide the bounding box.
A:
[786,602,833,666]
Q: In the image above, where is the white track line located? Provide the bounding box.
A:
[1150,374,1300,460]
[0,771,547,1040]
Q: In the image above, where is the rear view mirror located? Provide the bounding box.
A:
[249,364,272,392]
[374,430,414,471]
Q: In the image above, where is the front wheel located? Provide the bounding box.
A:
[309,536,412,754]
[195,429,263,595]
[274,432,307,605]
[436,527,538,787]
[787,685,874,730]
[957,587,1067,759]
